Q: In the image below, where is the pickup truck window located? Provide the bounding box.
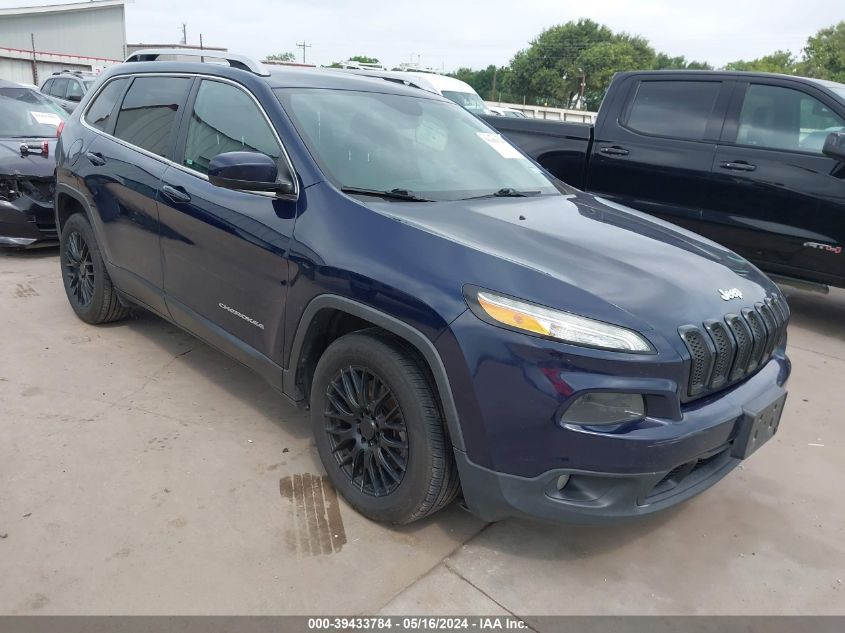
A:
[276,88,557,201]
[183,80,281,175]
[113,76,192,159]
[736,84,845,154]
[626,80,721,141]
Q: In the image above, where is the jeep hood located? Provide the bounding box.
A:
[365,191,777,333]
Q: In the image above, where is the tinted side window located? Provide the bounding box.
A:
[183,80,281,174]
[50,78,69,99]
[66,79,84,102]
[626,81,722,140]
[84,78,129,132]
[41,79,53,95]
[113,76,192,158]
[737,84,845,154]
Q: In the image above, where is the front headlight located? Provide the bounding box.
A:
[465,287,654,353]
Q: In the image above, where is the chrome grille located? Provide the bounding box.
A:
[678,296,789,400]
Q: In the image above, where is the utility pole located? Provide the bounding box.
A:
[296,41,312,64]
[490,67,498,102]
[180,23,187,45]
[579,72,586,110]
[30,33,37,85]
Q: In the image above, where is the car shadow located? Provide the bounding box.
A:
[119,308,313,441]
[0,245,59,260]
[781,285,845,344]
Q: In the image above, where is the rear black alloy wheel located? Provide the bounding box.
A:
[59,213,129,324]
[64,231,95,307]
[325,366,409,496]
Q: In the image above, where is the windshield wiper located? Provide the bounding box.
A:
[463,188,543,200]
[341,187,433,202]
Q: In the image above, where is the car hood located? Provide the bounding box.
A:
[364,191,778,333]
[0,138,57,178]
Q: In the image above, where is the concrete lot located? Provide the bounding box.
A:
[1,248,843,618]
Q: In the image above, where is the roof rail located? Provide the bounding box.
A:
[333,68,437,95]
[123,48,270,77]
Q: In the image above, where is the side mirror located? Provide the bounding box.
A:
[67,93,82,103]
[822,131,845,161]
[208,151,296,196]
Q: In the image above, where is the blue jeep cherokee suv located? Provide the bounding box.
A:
[54,50,792,525]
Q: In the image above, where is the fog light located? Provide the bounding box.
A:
[561,392,645,426]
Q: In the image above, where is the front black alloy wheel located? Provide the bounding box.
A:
[60,213,129,324]
[325,365,409,496]
[311,330,460,524]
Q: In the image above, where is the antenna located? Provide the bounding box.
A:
[296,41,312,64]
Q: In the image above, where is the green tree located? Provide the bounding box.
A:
[725,50,799,74]
[509,19,616,108]
[349,55,380,65]
[576,36,656,109]
[266,52,296,62]
[654,53,712,70]
[508,20,663,109]
[801,21,845,82]
[452,65,513,102]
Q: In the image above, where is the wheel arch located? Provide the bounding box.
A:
[55,184,94,235]
[284,295,466,451]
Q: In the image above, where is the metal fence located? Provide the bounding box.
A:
[486,101,597,123]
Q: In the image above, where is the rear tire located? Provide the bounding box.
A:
[311,330,460,524]
[60,213,129,325]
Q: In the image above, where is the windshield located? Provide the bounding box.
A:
[441,90,488,114]
[0,88,66,138]
[275,88,558,201]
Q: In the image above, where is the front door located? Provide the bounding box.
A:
[703,80,845,284]
[157,78,297,369]
[587,77,730,233]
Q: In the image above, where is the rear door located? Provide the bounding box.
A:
[587,76,732,232]
[158,77,297,370]
[703,80,845,284]
[80,74,193,312]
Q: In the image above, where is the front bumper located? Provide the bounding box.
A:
[0,197,57,248]
[454,363,788,524]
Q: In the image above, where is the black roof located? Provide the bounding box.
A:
[618,69,845,91]
[100,60,448,101]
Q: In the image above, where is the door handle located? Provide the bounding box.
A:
[85,151,105,166]
[720,161,756,172]
[161,184,191,204]
[599,146,630,157]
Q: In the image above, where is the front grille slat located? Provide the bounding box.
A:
[741,307,767,373]
[725,313,753,382]
[704,319,735,390]
[679,326,714,397]
[679,294,789,400]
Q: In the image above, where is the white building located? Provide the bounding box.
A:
[0,0,127,85]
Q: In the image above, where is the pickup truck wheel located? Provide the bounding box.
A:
[311,331,460,524]
[60,213,129,325]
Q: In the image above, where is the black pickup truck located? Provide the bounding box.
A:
[486,71,845,290]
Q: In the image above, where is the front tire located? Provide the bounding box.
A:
[311,330,460,524]
[60,213,129,324]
